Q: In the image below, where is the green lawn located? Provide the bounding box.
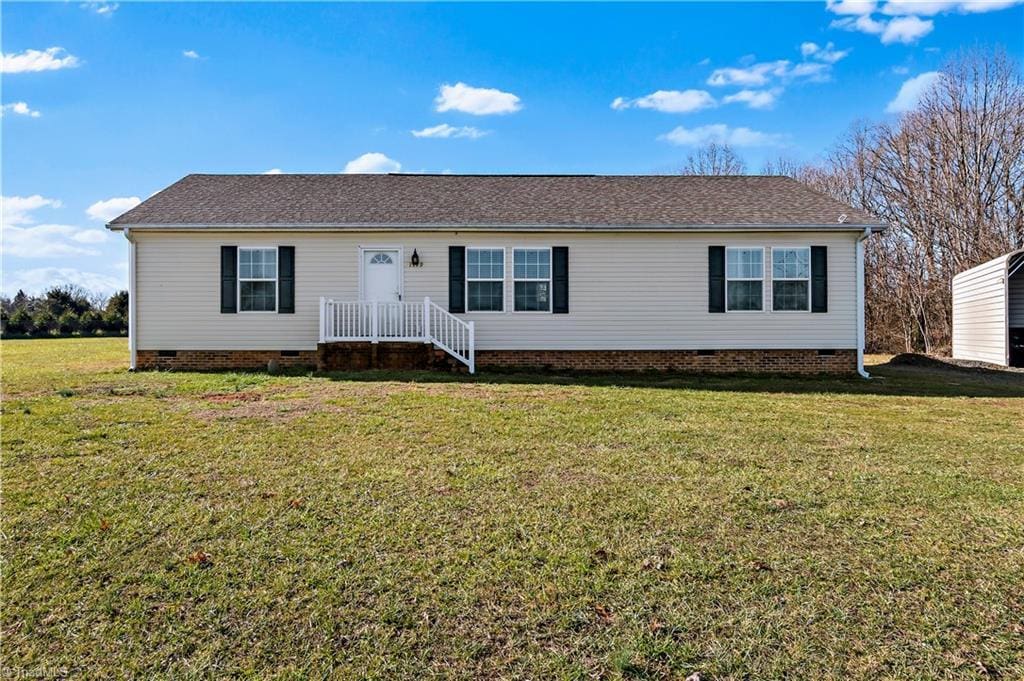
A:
[2,338,1022,679]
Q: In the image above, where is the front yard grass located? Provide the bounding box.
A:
[2,338,1022,678]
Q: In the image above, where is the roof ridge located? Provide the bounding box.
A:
[181,172,800,178]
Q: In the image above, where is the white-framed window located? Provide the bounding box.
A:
[466,247,505,312]
[726,247,764,311]
[513,248,551,312]
[772,247,811,312]
[239,247,277,312]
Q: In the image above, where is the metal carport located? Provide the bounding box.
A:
[952,248,1024,367]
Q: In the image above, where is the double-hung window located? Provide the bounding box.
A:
[726,247,764,311]
[513,248,551,312]
[239,247,278,312]
[466,248,505,312]
[772,247,811,311]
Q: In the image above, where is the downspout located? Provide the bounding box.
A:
[125,227,137,371]
[856,226,871,378]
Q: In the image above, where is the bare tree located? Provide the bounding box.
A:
[679,142,747,175]
[760,156,802,177]
[798,47,1024,354]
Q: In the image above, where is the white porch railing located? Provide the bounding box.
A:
[319,296,475,373]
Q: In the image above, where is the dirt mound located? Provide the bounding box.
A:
[888,353,1023,375]
[888,353,951,368]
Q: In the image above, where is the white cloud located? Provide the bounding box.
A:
[2,194,109,258]
[3,224,108,258]
[610,89,716,113]
[1,101,41,118]
[660,124,784,147]
[881,16,934,43]
[411,123,488,139]
[881,0,1023,15]
[1,47,80,74]
[708,60,790,87]
[885,71,942,113]
[81,2,119,15]
[707,53,837,88]
[826,0,877,15]
[789,62,832,81]
[434,82,522,115]
[831,13,888,34]
[722,89,780,109]
[880,0,958,13]
[891,65,910,75]
[3,195,62,226]
[183,50,201,59]
[343,152,401,174]
[86,196,141,222]
[800,41,851,63]
[263,168,283,174]
[825,0,1008,44]
[957,0,1024,11]
[70,229,109,244]
[2,267,124,296]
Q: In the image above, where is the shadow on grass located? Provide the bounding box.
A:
[303,357,1024,399]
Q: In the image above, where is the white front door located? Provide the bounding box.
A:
[362,249,401,302]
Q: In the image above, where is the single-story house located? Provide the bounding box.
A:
[106,174,884,375]
[952,247,1024,368]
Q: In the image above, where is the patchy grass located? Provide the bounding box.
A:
[2,338,1022,679]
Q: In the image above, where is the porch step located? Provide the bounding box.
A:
[316,342,466,372]
[432,347,470,373]
[320,297,475,372]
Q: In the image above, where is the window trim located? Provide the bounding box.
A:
[465,246,507,313]
[512,246,553,314]
[725,246,765,313]
[237,246,279,314]
[770,246,812,313]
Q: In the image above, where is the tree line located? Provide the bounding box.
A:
[681,47,1023,354]
[1,286,128,339]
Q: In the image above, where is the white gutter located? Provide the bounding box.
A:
[856,226,871,379]
[125,228,137,371]
[106,222,885,233]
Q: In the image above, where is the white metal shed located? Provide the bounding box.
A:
[951,247,1024,367]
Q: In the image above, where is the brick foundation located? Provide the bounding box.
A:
[136,349,318,371]
[475,349,858,374]
[136,347,857,374]
[316,342,460,371]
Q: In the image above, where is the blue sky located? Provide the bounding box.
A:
[3,0,1022,296]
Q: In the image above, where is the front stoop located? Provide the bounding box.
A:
[316,342,467,372]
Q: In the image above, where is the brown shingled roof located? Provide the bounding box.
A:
[108,174,883,230]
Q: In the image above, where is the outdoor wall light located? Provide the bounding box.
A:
[410,249,422,267]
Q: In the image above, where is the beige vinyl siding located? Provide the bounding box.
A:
[1009,269,1024,328]
[134,230,859,351]
[952,256,1007,366]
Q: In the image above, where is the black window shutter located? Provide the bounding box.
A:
[278,246,295,313]
[708,246,725,313]
[811,246,828,313]
[552,246,569,314]
[448,246,466,313]
[221,246,237,313]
